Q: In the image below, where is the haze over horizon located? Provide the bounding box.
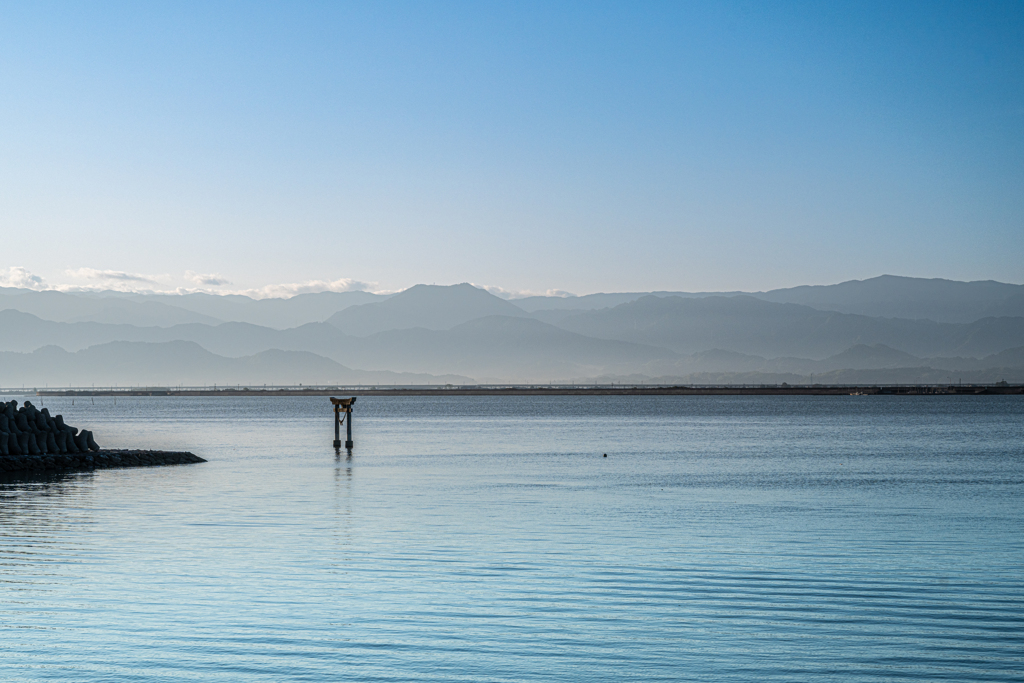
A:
[1,1,1022,296]
[3,268,1023,301]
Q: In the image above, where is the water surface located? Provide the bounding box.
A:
[1,395,1022,681]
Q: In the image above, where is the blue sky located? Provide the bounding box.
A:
[0,1,1021,296]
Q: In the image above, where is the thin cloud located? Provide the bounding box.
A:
[1,269,574,301]
[66,268,157,284]
[229,277,375,300]
[0,266,47,290]
[186,271,231,287]
[472,283,577,300]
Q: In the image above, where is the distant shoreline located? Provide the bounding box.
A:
[22,384,1024,397]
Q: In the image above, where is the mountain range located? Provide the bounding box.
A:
[0,276,1022,386]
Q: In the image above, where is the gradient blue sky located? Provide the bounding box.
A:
[0,1,1021,297]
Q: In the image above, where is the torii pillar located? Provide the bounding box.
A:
[331,397,356,449]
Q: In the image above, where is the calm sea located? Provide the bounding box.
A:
[1,395,1022,682]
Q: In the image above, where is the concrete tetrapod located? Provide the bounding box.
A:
[0,400,101,456]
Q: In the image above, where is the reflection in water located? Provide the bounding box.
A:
[0,472,95,594]
[332,448,354,566]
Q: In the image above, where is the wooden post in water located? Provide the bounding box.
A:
[346,404,353,449]
[333,403,341,448]
[330,397,356,449]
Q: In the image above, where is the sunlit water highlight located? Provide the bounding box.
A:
[1,395,1022,681]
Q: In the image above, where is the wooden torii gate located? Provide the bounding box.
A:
[331,397,356,449]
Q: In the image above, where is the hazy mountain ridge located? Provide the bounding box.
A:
[0,287,388,329]
[342,316,679,381]
[756,275,1024,323]
[550,295,1024,358]
[0,310,678,381]
[0,288,223,327]
[1,277,1022,384]
[3,274,1022,327]
[2,307,1022,384]
[512,276,1024,322]
[0,341,471,387]
[326,284,529,336]
[511,291,735,312]
[132,290,387,329]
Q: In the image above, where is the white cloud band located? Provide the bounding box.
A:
[0,266,46,289]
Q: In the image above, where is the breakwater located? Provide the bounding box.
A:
[0,399,206,474]
[1,399,99,455]
[0,449,205,475]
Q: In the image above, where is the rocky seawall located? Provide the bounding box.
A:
[0,449,206,474]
